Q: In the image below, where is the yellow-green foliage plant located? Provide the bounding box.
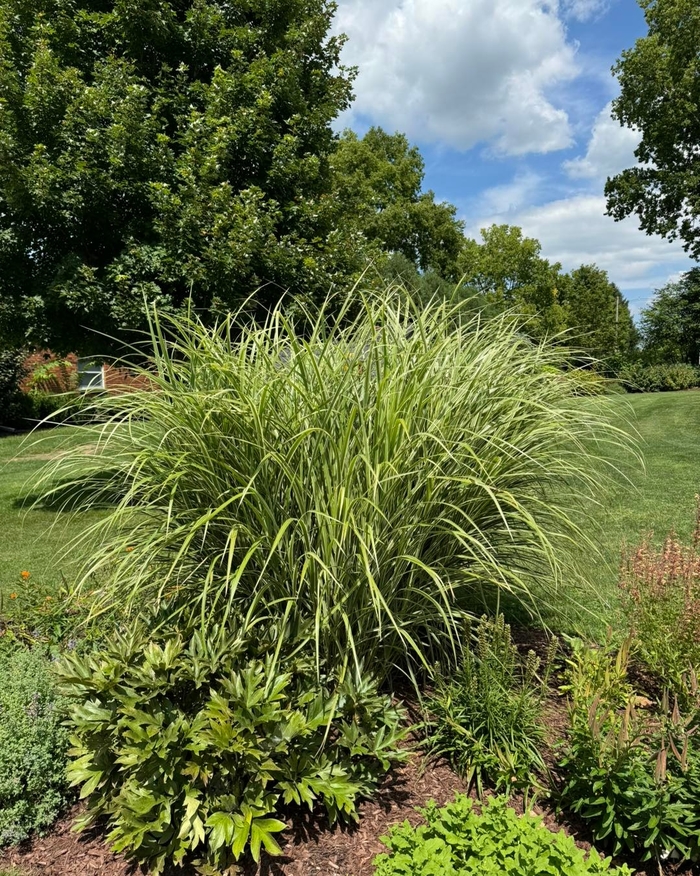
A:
[40,291,630,680]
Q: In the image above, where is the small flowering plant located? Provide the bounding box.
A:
[619,497,700,695]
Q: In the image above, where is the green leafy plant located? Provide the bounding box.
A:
[559,642,700,864]
[559,635,634,711]
[373,793,632,876]
[0,648,71,846]
[618,362,700,393]
[26,358,77,394]
[39,293,631,682]
[57,625,407,874]
[425,614,556,796]
[619,502,700,695]
[0,349,29,428]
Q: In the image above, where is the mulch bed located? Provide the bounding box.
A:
[1,750,693,876]
[0,629,694,876]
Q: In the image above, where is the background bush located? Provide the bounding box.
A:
[425,614,556,795]
[618,362,700,393]
[43,292,629,682]
[373,794,632,875]
[58,625,406,873]
[0,647,71,846]
[0,350,29,429]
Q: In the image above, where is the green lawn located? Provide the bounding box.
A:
[0,426,103,609]
[564,390,700,636]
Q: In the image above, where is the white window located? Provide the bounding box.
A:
[77,359,105,391]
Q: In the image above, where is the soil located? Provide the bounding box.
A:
[1,749,693,876]
[0,629,695,876]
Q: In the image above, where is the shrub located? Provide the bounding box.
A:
[25,390,81,425]
[0,349,29,429]
[559,642,700,863]
[619,502,700,694]
[618,362,700,392]
[373,794,632,875]
[425,615,556,796]
[40,293,629,681]
[0,648,71,846]
[57,626,406,874]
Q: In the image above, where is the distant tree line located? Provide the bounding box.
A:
[0,0,678,379]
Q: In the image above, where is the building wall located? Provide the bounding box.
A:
[21,351,149,394]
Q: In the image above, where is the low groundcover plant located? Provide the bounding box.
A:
[0,647,71,846]
[373,794,632,875]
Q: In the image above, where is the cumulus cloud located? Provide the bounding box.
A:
[468,194,691,292]
[477,172,544,216]
[561,0,610,22]
[335,0,579,155]
[563,102,640,181]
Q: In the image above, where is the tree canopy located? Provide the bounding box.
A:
[0,0,357,353]
[458,225,567,340]
[561,264,638,363]
[330,128,465,281]
[640,268,700,364]
[605,0,700,257]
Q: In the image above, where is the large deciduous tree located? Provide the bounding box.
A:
[561,264,638,363]
[640,268,700,364]
[330,128,465,281]
[605,0,700,257]
[0,0,357,353]
[458,225,567,340]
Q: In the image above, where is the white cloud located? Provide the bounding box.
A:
[468,194,692,291]
[561,0,609,22]
[563,102,640,181]
[478,172,544,216]
[335,0,579,155]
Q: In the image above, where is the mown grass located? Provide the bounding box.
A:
[566,389,700,637]
[0,426,103,608]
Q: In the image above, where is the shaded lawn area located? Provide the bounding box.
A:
[566,389,700,637]
[0,426,105,609]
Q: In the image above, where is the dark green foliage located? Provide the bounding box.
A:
[559,642,700,863]
[0,648,71,846]
[425,615,556,796]
[373,794,632,876]
[639,269,700,365]
[606,0,700,258]
[0,0,357,353]
[57,626,406,873]
[618,362,699,392]
[0,350,29,428]
[561,265,638,365]
[331,128,465,281]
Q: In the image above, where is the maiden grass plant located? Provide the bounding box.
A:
[40,291,630,680]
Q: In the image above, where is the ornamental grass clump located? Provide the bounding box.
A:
[41,291,629,680]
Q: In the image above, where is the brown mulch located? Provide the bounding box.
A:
[0,628,694,876]
[240,753,468,876]
[0,811,134,876]
[1,751,693,876]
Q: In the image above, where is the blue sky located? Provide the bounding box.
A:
[333,0,693,314]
